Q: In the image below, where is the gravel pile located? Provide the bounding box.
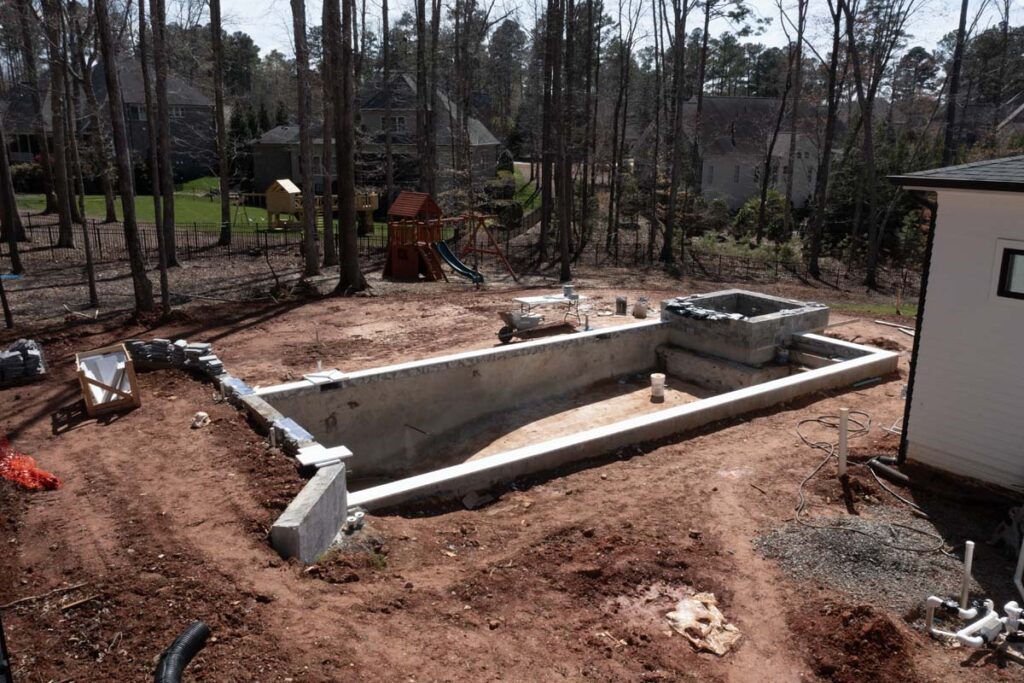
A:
[755,510,975,613]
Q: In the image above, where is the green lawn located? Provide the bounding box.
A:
[17,192,271,229]
[831,301,918,318]
[511,169,541,212]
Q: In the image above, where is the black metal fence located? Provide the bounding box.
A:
[9,213,920,297]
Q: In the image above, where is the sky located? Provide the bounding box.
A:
[216,0,1020,59]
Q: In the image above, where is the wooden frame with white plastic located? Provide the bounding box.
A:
[75,343,141,417]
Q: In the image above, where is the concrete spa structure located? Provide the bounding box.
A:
[241,290,899,563]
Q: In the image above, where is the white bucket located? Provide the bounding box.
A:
[563,285,575,298]
[651,373,666,402]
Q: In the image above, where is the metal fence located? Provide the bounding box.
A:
[9,213,920,298]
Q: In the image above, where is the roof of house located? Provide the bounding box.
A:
[387,191,442,219]
[1,57,211,133]
[889,155,1024,193]
[253,74,501,149]
[628,95,829,160]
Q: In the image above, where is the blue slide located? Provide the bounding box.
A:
[432,242,485,285]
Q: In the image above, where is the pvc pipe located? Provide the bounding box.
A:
[1015,538,1024,603]
[961,541,975,609]
[955,611,1001,648]
[651,373,665,402]
[837,408,849,477]
[925,595,978,641]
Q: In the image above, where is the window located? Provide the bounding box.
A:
[169,106,185,119]
[382,115,406,132]
[997,248,1024,300]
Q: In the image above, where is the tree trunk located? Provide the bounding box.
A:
[557,0,572,282]
[291,0,320,277]
[0,121,25,275]
[210,0,232,245]
[756,50,794,244]
[647,0,663,264]
[40,0,75,247]
[95,0,155,312]
[332,0,367,293]
[415,0,430,192]
[139,0,169,311]
[781,0,807,236]
[14,0,58,216]
[540,0,557,263]
[662,0,689,264]
[151,0,178,266]
[383,0,394,207]
[689,2,711,196]
[807,0,843,278]
[321,0,338,267]
[941,0,969,166]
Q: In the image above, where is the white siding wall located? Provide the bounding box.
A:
[907,189,1024,492]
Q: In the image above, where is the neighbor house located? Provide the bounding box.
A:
[1,57,216,181]
[251,74,502,194]
[630,96,825,210]
[890,155,1024,493]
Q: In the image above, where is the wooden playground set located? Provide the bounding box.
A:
[382,191,517,286]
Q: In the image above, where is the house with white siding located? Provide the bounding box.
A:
[891,156,1024,493]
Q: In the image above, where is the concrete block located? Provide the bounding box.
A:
[658,345,791,392]
[297,444,354,468]
[271,463,347,563]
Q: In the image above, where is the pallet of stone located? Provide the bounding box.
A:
[0,340,47,386]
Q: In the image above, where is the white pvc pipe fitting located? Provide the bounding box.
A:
[651,373,665,402]
[961,540,975,609]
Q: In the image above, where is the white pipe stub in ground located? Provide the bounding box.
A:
[651,373,666,403]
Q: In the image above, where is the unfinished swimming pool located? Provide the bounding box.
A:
[255,290,898,520]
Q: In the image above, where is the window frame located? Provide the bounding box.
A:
[996,247,1024,300]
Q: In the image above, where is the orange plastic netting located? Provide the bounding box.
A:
[0,438,61,491]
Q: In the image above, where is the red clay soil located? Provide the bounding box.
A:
[0,281,1019,682]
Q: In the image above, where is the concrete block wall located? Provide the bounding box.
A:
[269,463,348,563]
[258,321,670,481]
[658,346,792,393]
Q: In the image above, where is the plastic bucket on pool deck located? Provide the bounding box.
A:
[615,296,627,316]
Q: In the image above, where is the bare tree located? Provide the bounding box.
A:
[291,0,320,276]
[210,0,232,245]
[0,121,25,275]
[139,0,169,311]
[14,0,59,216]
[321,0,338,267]
[662,0,692,264]
[328,0,367,293]
[780,0,807,235]
[806,0,846,277]
[95,0,155,312]
[382,0,394,206]
[151,0,179,266]
[40,0,76,247]
[941,0,968,165]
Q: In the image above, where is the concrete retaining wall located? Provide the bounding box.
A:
[269,463,348,563]
[347,337,899,510]
[258,321,670,481]
[658,346,793,392]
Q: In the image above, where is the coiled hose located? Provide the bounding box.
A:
[153,621,211,683]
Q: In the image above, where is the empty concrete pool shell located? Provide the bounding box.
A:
[256,290,899,529]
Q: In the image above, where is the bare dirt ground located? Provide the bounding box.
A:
[1,274,1021,682]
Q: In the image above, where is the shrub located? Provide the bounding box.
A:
[10,163,44,193]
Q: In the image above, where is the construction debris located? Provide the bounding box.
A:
[124,339,226,377]
[191,412,211,429]
[666,592,742,656]
[0,339,47,386]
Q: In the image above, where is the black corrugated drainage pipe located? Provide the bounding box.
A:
[153,621,211,683]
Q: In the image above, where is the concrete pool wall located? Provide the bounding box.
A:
[248,291,899,563]
[256,321,670,481]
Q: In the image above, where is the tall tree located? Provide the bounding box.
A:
[151,0,179,266]
[321,0,338,267]
[661,0,692,263]
[139,0,169,311]
[329,0,367,293]
[95,0,155,312]
[40,0,76,247]
[210,0,232,245]
[941,0,969,165]
[780,0,807,235]
[14,0,59,215]
[0,121,25,275]
[807,0,845,277]
[382,0,394,206]
[291,0,320,276]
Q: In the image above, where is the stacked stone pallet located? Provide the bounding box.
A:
[0,339,47,385]
[124,338,226,378]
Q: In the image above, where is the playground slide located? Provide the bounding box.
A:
[432,242,485,285]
